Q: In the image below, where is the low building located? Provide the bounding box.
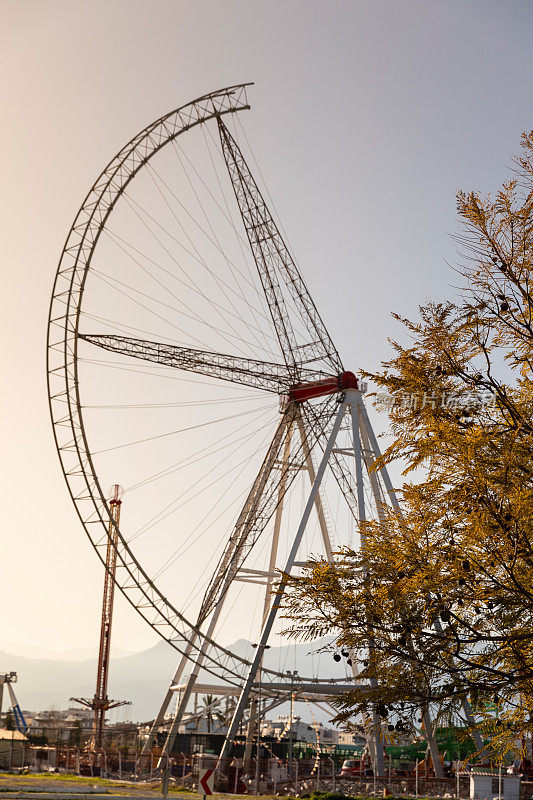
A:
[0,729,28,769]
[317,724,339,746]
[29,745,57,772]
[460,770,522,800]
[338,729,366,747]
[24,707,93,745]
[260,716,339,745]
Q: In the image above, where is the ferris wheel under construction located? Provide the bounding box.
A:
[47,83,442,775]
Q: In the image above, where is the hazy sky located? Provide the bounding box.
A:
[2,0,533,666]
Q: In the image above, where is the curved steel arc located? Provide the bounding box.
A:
[49,383,342,689]
[79,334,331,393]
[47,84,264,687]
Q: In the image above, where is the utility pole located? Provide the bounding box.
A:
[72,485,130,750]
[251,642,270,790]
[286,670,298,776]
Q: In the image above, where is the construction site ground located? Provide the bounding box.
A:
[11,772,533,800]
[0,772,213,799]
[0,772,445,800]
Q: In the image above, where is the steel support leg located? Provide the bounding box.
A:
[217,399,347,771]
[358,402,401,514]
[348,391,386,778]
[151,412,293,763]
[261,418,294,626]
[296,412,334,561]
[243,698,257,773]
[157,594,227,764]
[142,640,195,756]
[422,709,444,778]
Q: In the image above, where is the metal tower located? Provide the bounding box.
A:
[71,485,130,750]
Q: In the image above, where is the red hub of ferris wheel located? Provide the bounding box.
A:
[288,370,359,403]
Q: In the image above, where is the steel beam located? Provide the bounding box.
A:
[217,398,347,769]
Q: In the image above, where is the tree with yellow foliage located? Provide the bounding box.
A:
[283,133,533,754]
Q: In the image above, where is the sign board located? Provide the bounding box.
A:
[198,768,215,796]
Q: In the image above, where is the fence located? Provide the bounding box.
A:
[47,748,465,796]
[8,746,532,799]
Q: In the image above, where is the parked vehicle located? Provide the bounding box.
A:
[341,757,372,777]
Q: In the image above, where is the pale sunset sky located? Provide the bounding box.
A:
[2,0,533,658]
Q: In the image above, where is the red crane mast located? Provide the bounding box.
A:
[71,485,130,750]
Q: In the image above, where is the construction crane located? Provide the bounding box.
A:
[72,485,130,750]
[0,672,28,734]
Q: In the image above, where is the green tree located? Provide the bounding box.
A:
[199,695,225,733]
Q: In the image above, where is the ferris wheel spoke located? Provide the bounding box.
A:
[302,401,358,521]
[118,192,272,360]
[198,393,340,625]
[196,403,297,624]
[143,156,277,350]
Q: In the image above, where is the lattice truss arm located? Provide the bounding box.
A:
[217,117,343,376]
[78,332,339,626]
[79,334,329,394]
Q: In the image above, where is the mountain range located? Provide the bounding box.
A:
[1,636,346,723]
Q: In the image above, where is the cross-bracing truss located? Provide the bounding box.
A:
[47,84,449,778]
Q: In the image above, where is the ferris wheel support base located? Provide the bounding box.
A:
[216,388,386,777]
